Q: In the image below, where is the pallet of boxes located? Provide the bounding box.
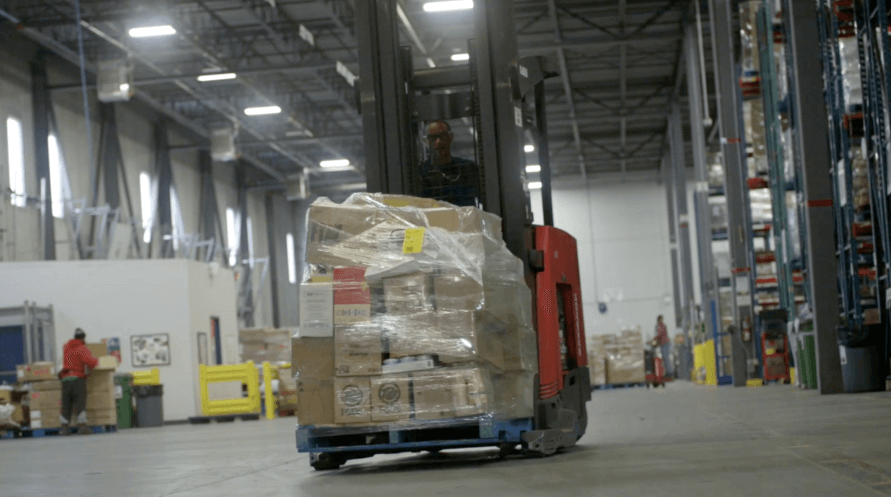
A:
[239,327,292,365]
[84,343,120,428]
[291,193,537,430]
[602,328,646,386]
[587,336,607,388]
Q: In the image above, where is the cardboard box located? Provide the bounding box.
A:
[587,354,607,386]
[86,408,117,425]
[31,380,61,392]
[0,390,12,403]
[334,326,382,376]
[11,404,25,424]
[334,377,372,424]
[29,390,61,410]
[299,283,334,337]
[87,370,115,402]
[291,337,335,381]
[371,374,411,423]
[86,388,115,410]
[94,356,118,371]
[296,379,335,426]
[433,273,484,312]
[86,342,107,358]
[239,327,271,344]
[492,371,534,419]
[434,310,505,370]
[334,267,371,324]
[17,362,56,382]
[383,273,434,315]
[412,368,490,421]
[30,409,61,428]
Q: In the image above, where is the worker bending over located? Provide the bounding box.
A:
[420,120,481,207]
[59,328,99,435]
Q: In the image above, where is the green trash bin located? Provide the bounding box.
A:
[801,335,818,390]
[114,374,134,429]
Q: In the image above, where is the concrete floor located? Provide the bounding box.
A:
[3,382,890,497]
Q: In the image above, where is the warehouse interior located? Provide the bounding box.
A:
[0,0,890,495]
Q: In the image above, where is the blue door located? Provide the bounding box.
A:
[0,325,25,385]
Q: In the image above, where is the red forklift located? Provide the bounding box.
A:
[298,0,590,469]
[645,340,673,388]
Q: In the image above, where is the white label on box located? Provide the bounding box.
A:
[382,359,435,375]
[31,420,43,428]
[31,410,43,419]
[299,283,334,337]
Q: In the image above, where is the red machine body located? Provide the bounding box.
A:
[534,225,588,400]
[761,333,791,382]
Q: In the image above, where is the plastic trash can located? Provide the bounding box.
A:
[114,374,134,428]
[134,385,164,427]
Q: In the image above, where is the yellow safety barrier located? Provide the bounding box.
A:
[263,362,275,420]
[747,379,764,387]
[789,367,796,385]
[132,368,161,386]
[199,362,261,416]
[693,341,718,385]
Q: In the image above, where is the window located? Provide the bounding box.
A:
[170,186,185,250]
[246,217,254,268]
[47,134,71,218]
[7,117,25,207]
[226,207,240,266]
[286,233,297,284]
[139,172,154,243]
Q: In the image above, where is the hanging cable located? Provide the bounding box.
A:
[72,0,96,207]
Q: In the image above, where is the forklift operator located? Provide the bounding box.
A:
[420,120,482,207]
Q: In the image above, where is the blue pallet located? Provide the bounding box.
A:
[594,382,646,390]
[297,417,533,454]
[19,425,118,438]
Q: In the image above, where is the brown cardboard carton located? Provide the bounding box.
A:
[11,404,25,424]
[239,328,270,344]
[433,273,484,312]
[334,326,382,376]
[29,390,62,410]
[299,283,334,337]
[296,379,335,426]
[371,374,411,423]
[86,388,115,410]
[86,342,107,358]
[333,266,372,324]
[434,310,505,370]
[94,356,118,371]
[30,409,62,429]
[31,380,62,391]
[587,353,607,386]
[86,370,115,403]
[86,408,117,425]
[0,390,12,403]
[492,371,534,419]
[291,337,335,380]
[412,368,490,421]
[334,377,372,424]
[383,273,433,315]
[16,362,56,382]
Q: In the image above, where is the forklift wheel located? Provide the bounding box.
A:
[427,448,442,454]
[310,453,344,471]
[498,443,519,458]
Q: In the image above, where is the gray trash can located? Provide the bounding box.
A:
[134,385,164,427]
[840,345,884,393]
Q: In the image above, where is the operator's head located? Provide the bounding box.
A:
[425,120,453,165]
[657,315,663,323]
[74,328,86,341]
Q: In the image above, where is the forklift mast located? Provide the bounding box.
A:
[354,0,590,454]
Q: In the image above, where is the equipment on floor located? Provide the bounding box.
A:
[759,309,790,382]
[645,340,672,388]
[296,0,590,470]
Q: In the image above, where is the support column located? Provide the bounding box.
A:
[197,150,225,262]
[32,54,55,260]
[685,22,720,347]
[664,156,683,327]
[785,0,844,394]
[669,102,696,334]
[154,121,175,259]
[237,166,255,328]
[710,0,757,386]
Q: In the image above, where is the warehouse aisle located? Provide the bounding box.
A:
[2,383,889,497]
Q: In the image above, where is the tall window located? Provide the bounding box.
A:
[246,217,255,267]
[226,207,240,266]
[170,187,185,250]
[286,233,297,284]
[139,172,154,243]
[7,117,25,207]
[47,134,71,218]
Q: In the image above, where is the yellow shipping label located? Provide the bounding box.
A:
[403,228,426,254]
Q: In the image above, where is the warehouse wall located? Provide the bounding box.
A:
[0,260,238,421]
[531,173,699,342]
[0,44,279,328]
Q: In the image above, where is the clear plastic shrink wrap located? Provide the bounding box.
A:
[292,193,538,427]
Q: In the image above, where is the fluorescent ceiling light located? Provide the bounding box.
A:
[528,181,543,190]
[320,159,351,168]
[119,83,130,92]
[451,53,470,61]
[524,144,535,153]
[129,25,176,38]
[526,165,541,173]
[423,0,473,12]
[244,105,281,116]
[197,73,237,82]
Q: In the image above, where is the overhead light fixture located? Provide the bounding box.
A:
[451,53,470,62]
[524,144,535,153]
[423,0,473,12]
[197,73,237,82]
[528,181,543,190]
[526,165,541,173]
[320,159,351,169]
[244,105,282,116]
[119,83,130,93]
[129,25,177,38]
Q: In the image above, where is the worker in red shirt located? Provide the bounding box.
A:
[655,316,674,377]
[59,328,98,435]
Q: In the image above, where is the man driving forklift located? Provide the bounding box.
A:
[419,120,481,207]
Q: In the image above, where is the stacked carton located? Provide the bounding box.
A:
[602,329,646,385]
[239,328,292,364]
[292,193,537,427]
[586,336,607,387]
[84,344,119,426]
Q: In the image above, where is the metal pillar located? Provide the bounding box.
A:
[154,121,175,259]
[669,102,695,334]
[710,0,757,386]
[664,156,684,327]
[264,194,281,328]
[685,21,719,346]
[32,53,55,260]
[94,103,141,258]
[237,166,255,328]
[197,150,225,263]
[785,0,843,394]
